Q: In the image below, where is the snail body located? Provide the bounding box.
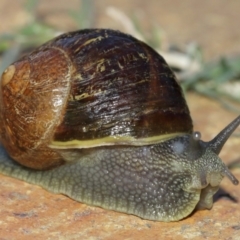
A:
[0,29,239,222]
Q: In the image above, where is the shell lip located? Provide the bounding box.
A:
[49,132,188,149]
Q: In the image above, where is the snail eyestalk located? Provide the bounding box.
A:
[193,131,201,141]
[206,115,240,186]
[208,115,240,155]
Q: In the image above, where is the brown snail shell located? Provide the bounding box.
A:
[0,29,239,222]
[0,29,192,170]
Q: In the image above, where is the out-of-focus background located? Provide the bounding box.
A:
[0,1,240,239]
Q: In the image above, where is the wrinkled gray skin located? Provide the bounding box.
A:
[0,116,239,222]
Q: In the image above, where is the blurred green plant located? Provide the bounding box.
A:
[180,56,240,114]
[69,0,95,28]
[0,0,95,75]
[0,0,57,53]
[0,0,58,74]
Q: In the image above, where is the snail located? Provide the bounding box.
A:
[0,29,239,222]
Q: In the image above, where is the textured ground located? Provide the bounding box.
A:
[0,1,240,239]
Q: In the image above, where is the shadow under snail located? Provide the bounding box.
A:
[0,29,239,222]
